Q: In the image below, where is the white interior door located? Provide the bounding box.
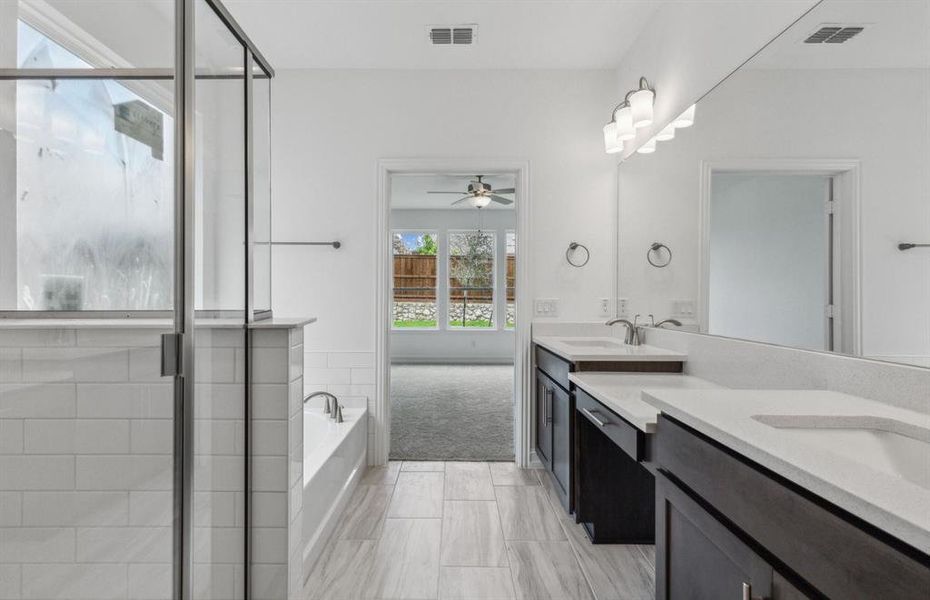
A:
[707,172,833,351]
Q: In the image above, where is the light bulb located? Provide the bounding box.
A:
[637,137,657,154]
[614,105,635,141]
[603,122,622,154]
[629,88,655,128]
[656,123,676,141]
[672,104,696,128]
[471,195,491,208]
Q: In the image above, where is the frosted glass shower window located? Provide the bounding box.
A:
[8,22,174,310]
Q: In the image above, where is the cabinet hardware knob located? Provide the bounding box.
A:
[582,407,608,427]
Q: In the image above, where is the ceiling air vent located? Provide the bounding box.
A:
[804,24,865,44]
[428,24,477,46]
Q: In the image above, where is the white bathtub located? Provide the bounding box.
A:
[301,404,368,580]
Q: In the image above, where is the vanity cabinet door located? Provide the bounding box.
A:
[549,380,572,508]
[535,369,552,469]
[656,472,773,600]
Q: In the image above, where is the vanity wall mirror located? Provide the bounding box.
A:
[616,0,930,368]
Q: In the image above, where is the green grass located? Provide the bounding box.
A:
[393,319,437,328]
[448,319,493,328]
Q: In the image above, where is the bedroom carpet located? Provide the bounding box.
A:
[389,364,514,461]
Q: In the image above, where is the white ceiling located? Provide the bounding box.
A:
[748,0,930,70]
[223,0,661,70]
[391,174,516,210]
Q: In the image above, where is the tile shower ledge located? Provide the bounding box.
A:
[0,317,317,329]
[644,388,930,556]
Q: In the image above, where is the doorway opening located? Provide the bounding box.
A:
[700,160,861,355]
[388,173,517,461]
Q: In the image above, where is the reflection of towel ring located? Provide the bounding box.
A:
[647,242,672,268]
[566,242,590,268]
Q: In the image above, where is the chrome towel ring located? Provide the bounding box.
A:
[647,242,672,268]
[566,242,590,268]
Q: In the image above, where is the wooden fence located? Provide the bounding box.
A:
[393,254,515,302]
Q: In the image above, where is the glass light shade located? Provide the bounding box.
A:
[629,88,654,128]
[614,105,635,141]
[656,123,676,141]
[672,104,696,128]
[637,137,657,154]
[471,195,491,208]
[603,122,622,154]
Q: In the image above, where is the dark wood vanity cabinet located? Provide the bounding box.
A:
[575,388,655,544]
[656,414,930,600]
[534,346,573,512]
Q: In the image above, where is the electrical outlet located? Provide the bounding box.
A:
[618,297,629,317]
[598,298,610,317]
[534,298,560,317]
[673,299,695,317]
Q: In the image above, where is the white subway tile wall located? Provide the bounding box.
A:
[302,350,375,463]
[0,326,305,600]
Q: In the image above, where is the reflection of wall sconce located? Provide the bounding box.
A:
[602,74,697,155]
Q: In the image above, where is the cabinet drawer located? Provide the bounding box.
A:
[657,415,930,599]
[535,345,572,390]
[575,388,643,461]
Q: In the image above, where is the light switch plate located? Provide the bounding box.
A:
[673,299,695,317]
[534,298,560,317]
[598,298,611,317]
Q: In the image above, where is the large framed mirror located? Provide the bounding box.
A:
[617,0,929,368]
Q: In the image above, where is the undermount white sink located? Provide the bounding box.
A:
[752,414,930,490]
[559,338,626,348]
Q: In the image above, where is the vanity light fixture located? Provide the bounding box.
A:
[603,121,622,154]
[637,136,658,154]
[629,78,655,128]
[656,123,676,142]
[672,103,696,128]
[602,76,656,154]
[614,104,635,141]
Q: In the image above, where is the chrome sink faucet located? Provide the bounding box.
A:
[605,314,642,346]
[646,314,682,328]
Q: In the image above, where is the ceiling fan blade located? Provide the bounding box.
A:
[489,195,514,205]
[451,196,473,206]
[489,188,515,194]
[428,191,468,194]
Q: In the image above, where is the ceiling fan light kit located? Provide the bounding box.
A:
[427,174,515,208]
[602,76,697,156]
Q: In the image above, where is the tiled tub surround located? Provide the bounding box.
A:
[303,351,375,464]
[0,322,306,600]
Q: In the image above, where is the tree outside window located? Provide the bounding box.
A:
[449,231,495,328]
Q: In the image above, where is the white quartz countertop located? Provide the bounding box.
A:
[0,316,317,329]
[643,389,930,555]
[568,372,724,433]
[534,335,687,362]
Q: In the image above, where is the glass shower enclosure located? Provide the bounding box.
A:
[0,1,273,598]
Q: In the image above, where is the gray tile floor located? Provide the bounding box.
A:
[304,461,655,600]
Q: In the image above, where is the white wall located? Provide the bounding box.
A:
[619,68,930,363]
[389,208,515,364]
[270,69,620,355]
[612,0,817,156]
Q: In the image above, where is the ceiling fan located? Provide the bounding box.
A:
[427,175,515,208]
